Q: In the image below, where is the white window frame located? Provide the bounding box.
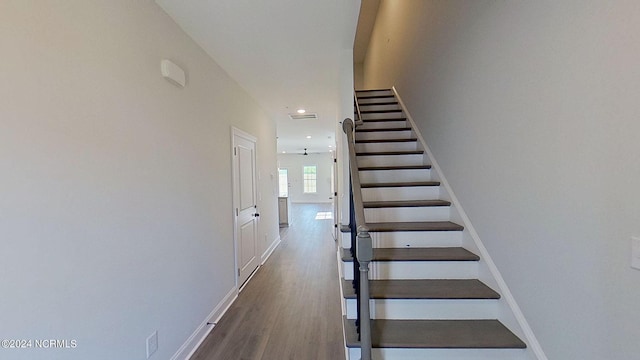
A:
[303,165,317,194]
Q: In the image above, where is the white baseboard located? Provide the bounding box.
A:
[261,235,281,264]
[170,287,238,360]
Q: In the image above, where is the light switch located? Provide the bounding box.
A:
[632,237,640,270]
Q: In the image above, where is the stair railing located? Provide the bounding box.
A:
[343,116,372,360]
[353,91,364,126]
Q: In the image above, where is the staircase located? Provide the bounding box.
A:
[339,89,528,360]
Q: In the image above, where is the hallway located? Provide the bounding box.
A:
[190,203,345,360]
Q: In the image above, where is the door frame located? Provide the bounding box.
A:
[231,127,259,290]
[331,152,339,240]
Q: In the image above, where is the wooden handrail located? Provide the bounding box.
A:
[342,117,372,360]
[353,92,364,127]
[342,118,367,233]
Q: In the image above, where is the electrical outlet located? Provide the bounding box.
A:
[146,330,158,359]
[632,237,640,270]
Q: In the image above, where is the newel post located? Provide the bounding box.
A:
[357,225,372,360]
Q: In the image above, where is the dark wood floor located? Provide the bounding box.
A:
[190,203,345,360]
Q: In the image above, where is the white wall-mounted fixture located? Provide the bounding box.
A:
[161,59,186,87]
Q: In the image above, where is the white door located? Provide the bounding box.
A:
[232,129,259,288]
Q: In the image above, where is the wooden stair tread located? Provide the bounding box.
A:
[359,165,431,171]
[356,150,424,156]
[364,200,450,208]
[360,109,403,114]
[358,101,399,106]
[356,127,411,132]
[341,279,498,299]
[360,181,440,188]
[356,96,395,100]
[355,138,417,143]
[367,221,463,232]
[357,118,407,122]
[344,317,527,349]
[355,90,395,99]
[356,89,392,92]
[341,247,480,262]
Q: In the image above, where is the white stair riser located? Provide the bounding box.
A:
[362,186,440,202]
[365,206,451,222]
[345,299,499,320]
[356,142,418,153]
[372,231,462,248]
[341,232,351,248]
[359,104,402,112]
[358,120,408,129]
[357,90,393,97]
[347,347,528,360]
[357,154,425,167]
[357,97,395,104]
[341,230,462,249]
[360,112,405,120]
[356,130,413,141]
[359,169,432,183]
[342,261,478,280]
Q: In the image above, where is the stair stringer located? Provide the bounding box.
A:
[392,86,547,360]
[336,248,351,360]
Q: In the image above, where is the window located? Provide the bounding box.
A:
[303,165,317,193]
[315,211,333,220]
[278,168,288,197]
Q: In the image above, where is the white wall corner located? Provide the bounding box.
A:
[392,86,548,360]
[170,287,238,360]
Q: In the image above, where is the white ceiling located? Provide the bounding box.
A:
[155,0,360,155]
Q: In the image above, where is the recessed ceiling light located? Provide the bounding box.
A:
[306,135,311,139]
[297,109,306,114]
[282,151,286,153]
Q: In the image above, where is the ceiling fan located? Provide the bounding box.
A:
[301,148,308,156]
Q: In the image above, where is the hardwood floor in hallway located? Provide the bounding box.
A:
[190,203,345,360]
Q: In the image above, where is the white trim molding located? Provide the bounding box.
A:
[170,286,238,360]
[261,235,281,265]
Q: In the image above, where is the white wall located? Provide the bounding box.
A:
[363,1,640,359]
[277,153,334,204]
[339,47,356,231]
[0,1,278,359]
[354,62,365,90]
